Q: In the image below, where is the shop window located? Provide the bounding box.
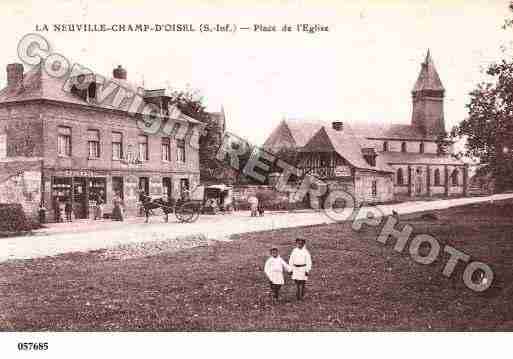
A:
[57,126,72,157]
[112,176,124,200]
[112,132,123,160]
[88,129,100,159]
[89,178,106,205]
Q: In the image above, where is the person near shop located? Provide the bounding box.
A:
[112,192,124,221]
[64,198,73,222]
[52,196,61,223]
[94,194,104,220]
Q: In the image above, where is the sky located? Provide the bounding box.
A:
[0,0,511,145]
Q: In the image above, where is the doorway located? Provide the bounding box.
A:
[73,177,88,219]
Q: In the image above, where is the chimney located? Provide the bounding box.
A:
[113,65,127,80]
[7,63,24,86]
[332,121,343,131]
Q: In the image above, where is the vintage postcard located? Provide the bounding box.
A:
[0,0,512,357]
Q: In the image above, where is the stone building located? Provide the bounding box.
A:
[264,50,468,202]
[0,62,202,221]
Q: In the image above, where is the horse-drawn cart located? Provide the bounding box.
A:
[140,184,234,223]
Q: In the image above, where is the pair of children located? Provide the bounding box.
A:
[264,238,312,301]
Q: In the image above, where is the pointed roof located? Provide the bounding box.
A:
[301,126,394,173]
[412,49,444,93]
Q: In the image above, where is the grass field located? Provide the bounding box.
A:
[1,200,513,331]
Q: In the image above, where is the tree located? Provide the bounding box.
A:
[452,3,513,192]
[165,88,235,183]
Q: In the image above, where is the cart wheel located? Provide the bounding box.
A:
[176,201,200,223]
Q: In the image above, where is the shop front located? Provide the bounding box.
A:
[47,169,108,221]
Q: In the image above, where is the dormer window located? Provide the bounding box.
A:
[362,148,377,167]
[401,142,407,153]
[419,142,425,153]
[87,82,96,102]
[383,141,388,152]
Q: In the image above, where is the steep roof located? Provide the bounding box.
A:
[412,50,444,93]
[0,65,200,124]
[285,119,329,147]
[301,126,394,173]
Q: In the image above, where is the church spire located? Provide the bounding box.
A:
[411,49,445,136]
[412,49,444,93]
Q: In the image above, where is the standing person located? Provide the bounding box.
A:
[94,194,104,220]
[52,195,61,223]
[248,194,258,217]
[288,238,312,301]
[264,247,291,301]
[64,198,73,222]
[112,191,124,221]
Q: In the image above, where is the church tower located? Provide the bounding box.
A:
[411,50,445,137]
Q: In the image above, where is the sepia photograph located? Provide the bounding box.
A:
[0,0,513,357]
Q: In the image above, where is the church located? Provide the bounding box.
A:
[263,50,468,203]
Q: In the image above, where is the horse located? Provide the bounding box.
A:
[140,195,175,223]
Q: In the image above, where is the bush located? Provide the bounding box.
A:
[0,203,32,232]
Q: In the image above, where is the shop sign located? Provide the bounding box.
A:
[54,169,107,177]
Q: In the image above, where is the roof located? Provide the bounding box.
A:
[412,50,444,93]
[267,119,436,147]
[285,119,329,147]
[349,122,435,140]
[0,65,200,124]
[301,126,394,173]
[380,152,464,165]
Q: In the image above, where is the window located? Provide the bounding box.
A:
[397,168,404,185]
[138,177,149,199]
[87,129,100,158]
[451,169,459,186]
[434,168,441,186]
[138,135,148,162]
[57,126,72,157]
[383,141,388,152]
[162,137,171,162]
[87,82,96,102]
[401,142,407,153]
[112,132,123,160]
[177,138,186,163]
[0,134,6,159]
[371,180,378,197]
[419,142,425,153]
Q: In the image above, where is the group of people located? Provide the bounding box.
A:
[51,190,125,222]
[52,198,74,223]
[264,237,312,302]
[248,195,265,217]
